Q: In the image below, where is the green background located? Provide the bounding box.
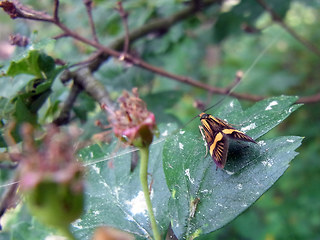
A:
[0,0,319,239]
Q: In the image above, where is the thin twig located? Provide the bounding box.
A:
[116,1,130,55]
[53,0,59,22]
[69,50,104,68]
[296,92,320,104]
[53,32,68,39]
[256,0,320,57]
[83,0,99,43]
[225,70,243,93]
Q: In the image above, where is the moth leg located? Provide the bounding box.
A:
[198,125,208,157]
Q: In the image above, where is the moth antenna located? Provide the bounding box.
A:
[179,114,199,130]
[203,70,243,113]
[202,35,279,114]
[241,36,279,81]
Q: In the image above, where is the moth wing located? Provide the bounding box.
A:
[222,129,256,144]
[209,133,229,169]
[200,126,213,143]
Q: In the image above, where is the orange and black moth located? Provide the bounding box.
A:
[199,113,256,169]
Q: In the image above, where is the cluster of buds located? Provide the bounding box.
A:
[17,124,84,230]
[104,88,157,148]
[9,33,29,47]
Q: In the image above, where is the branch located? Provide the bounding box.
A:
[123,55,265,101]
[53,81,82,126]
[67,68,114,108]
[256,0,320,57]
[58,0,264,102]
[54,20,121,59]
[53,67,114,125]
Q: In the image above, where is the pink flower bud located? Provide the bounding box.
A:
[104,88,157,147]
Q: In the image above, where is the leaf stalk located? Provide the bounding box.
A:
[139,147,161,240]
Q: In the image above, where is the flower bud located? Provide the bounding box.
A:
[105,88,157,148]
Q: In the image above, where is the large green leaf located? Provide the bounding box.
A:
[71,124,174,240]
[221,96,301,140]
[162,96,302,239]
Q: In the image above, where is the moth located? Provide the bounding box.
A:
[199,112,256,169]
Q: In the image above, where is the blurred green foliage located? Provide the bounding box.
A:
[0,0,320,239]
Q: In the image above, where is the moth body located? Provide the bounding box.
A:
[199,112,256,169]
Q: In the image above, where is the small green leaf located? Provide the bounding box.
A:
[162,96,302,239]
[38,52,55,73]
[6,49,61,80]
[14,97,37,124]
[7,50,42,78]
